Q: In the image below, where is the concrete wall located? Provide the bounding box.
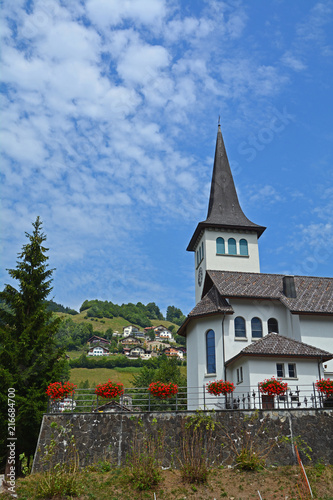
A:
[32,409,333,473]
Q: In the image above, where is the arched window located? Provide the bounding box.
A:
[268,318,279,333]
[199,246,202,262]
[201,241,204,259]
[216,237,225,255]
[239,239,248,256]
[206,330,216,374]
[251,317,263,338]
[235,317,246,338]
[228,238,237,255]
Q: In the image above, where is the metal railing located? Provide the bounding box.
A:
[47,384,333,413]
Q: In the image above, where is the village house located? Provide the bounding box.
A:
[122,325,140,337]
[87,346,110,356]
[179,125,333,410]
[87,335,111,347]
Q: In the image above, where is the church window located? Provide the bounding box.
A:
[276,363,285,378]
[288,363,296,378]
[235,317,246,338]
[268,318,279,333]
[228,238,237,255]
[239,239,248,256]
[216,237,225,254]
[237,366,243,384]
[201,241,204,259]
[251,317,263,338]
[206,330,216,374]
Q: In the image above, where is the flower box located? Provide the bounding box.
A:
[206,380,235,396]
[315,378,333,397]
[259,377,288,396]
[46,381,77,400]
[148,381,178,399]
[95,380,124,399]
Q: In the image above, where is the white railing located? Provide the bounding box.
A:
[47,384,333,413]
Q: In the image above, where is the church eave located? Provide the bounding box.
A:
[187,221,266,252]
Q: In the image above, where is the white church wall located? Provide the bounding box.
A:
[299,316,333,376]
[204,229,260,274]
[223,299,291,362]
[186,315,225,410]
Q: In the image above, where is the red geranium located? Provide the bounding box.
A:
[95,380,124,399]
[259,377,288,396]
[315,378,333,397]
[206,380,235,396]
[148,381,178,399]
[46,382,77,400]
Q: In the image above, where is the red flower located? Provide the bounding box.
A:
[206,380,235,396]
[46,382,76,400]
[259,377,288,396]
[315,378,333,396]
[95,380,124,399]
[148,381,178,399]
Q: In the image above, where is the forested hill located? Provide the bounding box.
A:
[47,299,186,328]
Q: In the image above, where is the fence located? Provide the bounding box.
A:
[47,384,333,413]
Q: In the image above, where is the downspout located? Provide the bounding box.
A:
[222,313,226,380]
[318,356,323,380]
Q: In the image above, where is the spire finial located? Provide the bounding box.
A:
[218,115,220,127]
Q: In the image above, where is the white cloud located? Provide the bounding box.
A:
[86,0,167,28]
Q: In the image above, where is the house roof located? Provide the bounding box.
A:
[87,335,110,343]
[203,270,333,315]
[178,285,233,336]
[225,332,333,366]
[187,126,265,251]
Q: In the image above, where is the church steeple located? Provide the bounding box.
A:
[188,125,266,303]
[187,125,265,252]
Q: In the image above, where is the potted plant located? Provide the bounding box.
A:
[259,377,288,396]
[95,380,124,399]
[315,378,333,407]
[46,381,77,400]
[148,381,178,399]
[206,380,235,396]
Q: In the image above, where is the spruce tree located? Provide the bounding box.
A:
[0,217,67,474]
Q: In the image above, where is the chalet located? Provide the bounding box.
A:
[123,325,140,337]
[163,347,184,359]
[87,346,110,356]
[120,336,143,346]
[87,335,110,346]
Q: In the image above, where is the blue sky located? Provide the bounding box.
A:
[1,0,333,316]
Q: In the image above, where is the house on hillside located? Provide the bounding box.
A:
[120,336,143,346]
[163,347,184,359]
[87,335,111,346]
[87,346,110,356]
[179,125,333,410]
[154,326,175,341]
[147,340,171,351]
[123,325,140,337]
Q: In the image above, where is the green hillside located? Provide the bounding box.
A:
[55,311,179,336]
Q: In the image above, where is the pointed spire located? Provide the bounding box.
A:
[187,125,265,251]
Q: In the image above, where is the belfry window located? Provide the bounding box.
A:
[206,330,216,374]
[228,238,237,255]
[216,237,225,255]
[268,318,279,333]
[251,317,263,338]
[239,239,248,256]
[235,317,246,338]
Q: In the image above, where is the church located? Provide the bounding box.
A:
[178,125,333,410]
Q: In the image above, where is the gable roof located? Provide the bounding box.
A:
[178,285,233,336]
[203,270,333,315]
[225,332,333,366]
[187,126,265,251]
[87,335,110,344]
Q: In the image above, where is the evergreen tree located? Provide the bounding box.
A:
[0,217,67,474]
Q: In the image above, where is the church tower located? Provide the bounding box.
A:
[187,125,266,303]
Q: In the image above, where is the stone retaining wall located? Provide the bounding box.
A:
[32,409,333,472]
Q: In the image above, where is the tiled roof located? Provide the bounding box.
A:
[188,285,234,317]
[177,286,233,336]
[225,332,333,366]
[205,271,333,314]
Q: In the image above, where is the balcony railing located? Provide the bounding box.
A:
[47,384,333,413]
